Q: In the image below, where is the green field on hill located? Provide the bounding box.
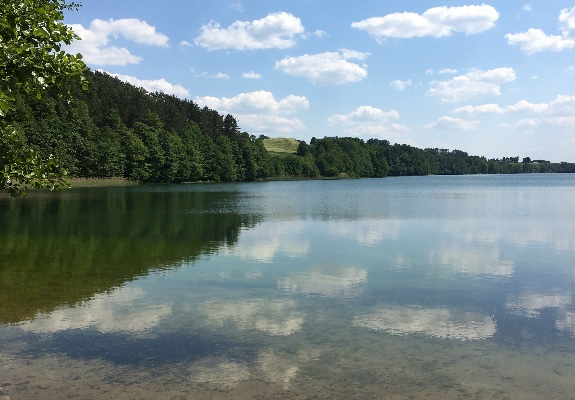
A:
[263,138,299,154]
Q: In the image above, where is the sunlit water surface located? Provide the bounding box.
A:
[1,175,575,399]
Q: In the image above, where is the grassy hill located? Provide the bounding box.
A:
[263,137,300,154]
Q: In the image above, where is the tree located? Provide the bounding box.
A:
[1,0,86,195]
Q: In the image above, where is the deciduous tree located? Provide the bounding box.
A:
[1,0,86,195]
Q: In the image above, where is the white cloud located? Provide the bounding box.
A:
[237,115,306,134]
[505,28,575,54]
[274,49,370,85]
[390,79,412,91]
[192,71,230,79]
[460,94,575,130]
[328,106,399,125]
[427,68,516,102]
[231,0,243,13]
[194,12,304,50]
[194,90,308,115]
[327,106,404,139]
[194,91,309,135]
[439,68,458,75]
[67,19,169,66]
[425,116,480,130]
[351,5,499,40]
[523,4,533,12]
[341,124,410,141]
[453,100,550,114]
[455,95,575,123]
[242,71,262,79]
[559,6,575,37]
[102,71,189,97]
[502,118,540,129]
[301,29,328,40]
[506,6,575,54]
[549,94,575,110]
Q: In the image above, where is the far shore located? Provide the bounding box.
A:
[66,177,139,188]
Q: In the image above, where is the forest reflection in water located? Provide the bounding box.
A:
[1,175,575,399]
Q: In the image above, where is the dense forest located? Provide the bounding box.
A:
[5,69,575,184]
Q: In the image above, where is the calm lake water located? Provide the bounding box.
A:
[1,174,575,399]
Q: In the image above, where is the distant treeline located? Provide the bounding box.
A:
[5,69,574,183]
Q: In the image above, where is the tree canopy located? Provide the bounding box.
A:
[1,0,86,196]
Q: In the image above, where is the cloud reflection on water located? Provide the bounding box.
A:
[19,287,171,334]
[505,291,572,318]
[225,221,309,262]
[353,305,496,340]
[201,299,304,336]
[277,266,367,298]
[429,245,514,277]
[505,290,575,336]
[327,220,402,246]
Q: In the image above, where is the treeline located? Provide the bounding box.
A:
[5,69,574,183]
[297,138,575,177]
[7,70,272,183]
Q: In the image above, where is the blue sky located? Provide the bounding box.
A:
[64,1,575,162]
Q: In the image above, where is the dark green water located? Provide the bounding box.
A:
[1,175,574,399]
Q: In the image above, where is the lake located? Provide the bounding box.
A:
[1,174,575,399]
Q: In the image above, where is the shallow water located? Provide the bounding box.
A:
[1,175,575,399]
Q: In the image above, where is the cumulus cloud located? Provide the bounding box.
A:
[192,70,230,79]
[237,115,306,134]
[242,71,262,79]
[328,106,399,125]
[274,49,369,85]
[559,6,575,37]
[506,6,575,54]
[327,106,405,139]
[194,91,308,135]
[351,5,499,40]
[424,116,480,130]
[453,100,550,114]
[66,18,169,66]
[194,90,308,115]
[427,68,516,102]
[506,28,575,54]
[501,118,540,130]
[102,71,189,97]
[194,12,304,50]
[390,79,413,91]
[439,68,458,74]
[457,94,575,130]
[326,106,406,139]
